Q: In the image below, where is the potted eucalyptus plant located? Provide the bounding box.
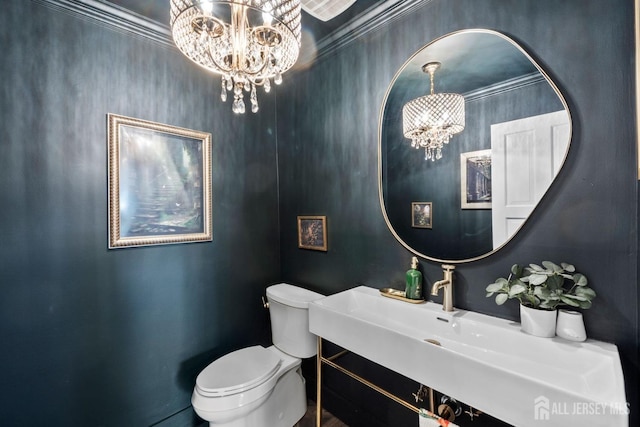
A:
[486,261,596,338]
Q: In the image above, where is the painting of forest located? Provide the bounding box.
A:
[108,114,211,248]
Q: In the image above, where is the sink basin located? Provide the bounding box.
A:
[309,286,627,427]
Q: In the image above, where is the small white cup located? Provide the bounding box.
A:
[556,309,587,342]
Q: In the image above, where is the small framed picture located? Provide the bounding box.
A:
[297,216,328,251]
[461,149,492,209]
[412,202,432,229]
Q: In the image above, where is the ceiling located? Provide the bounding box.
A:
[399,31,539,96]
[99,1,536,93]
[104,0,388,43]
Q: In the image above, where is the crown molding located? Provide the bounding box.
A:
[33,0,173,47]
[464,72,547,102]
[315,0,429,60]
[35,0,428,59]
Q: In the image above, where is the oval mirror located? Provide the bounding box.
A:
[378,29,571,263]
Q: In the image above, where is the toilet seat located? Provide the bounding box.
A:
[192,346,301,414]
[196,346,282,397]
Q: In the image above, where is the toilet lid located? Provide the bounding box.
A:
[196,346,282,396]
[266,283,325,308]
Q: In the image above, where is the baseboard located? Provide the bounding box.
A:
[149,405,205,427]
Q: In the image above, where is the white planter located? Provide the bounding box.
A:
[520,305,557,337]
[556,309,587,341]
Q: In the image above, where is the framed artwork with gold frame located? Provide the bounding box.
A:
[107,113,212,248]
[297,216,328,251]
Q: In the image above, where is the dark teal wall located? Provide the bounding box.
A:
[278,0,638,425]
[0,1,279,425]
[1,0,638,426]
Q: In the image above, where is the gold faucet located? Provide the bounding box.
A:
[430,264,455,312]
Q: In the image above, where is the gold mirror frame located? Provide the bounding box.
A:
[378,29,572,263]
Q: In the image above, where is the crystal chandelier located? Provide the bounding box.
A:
[170,0,301,114]
[402,62,465,161]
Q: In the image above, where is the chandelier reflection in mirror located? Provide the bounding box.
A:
[402,62,465,161]
[170,0,301,114]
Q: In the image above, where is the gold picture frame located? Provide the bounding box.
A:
[297,216,328,251]
[107,114,212,248]
[411,202,432,229]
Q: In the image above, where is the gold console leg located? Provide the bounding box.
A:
[316,337,322,427]
[314,337,437,425]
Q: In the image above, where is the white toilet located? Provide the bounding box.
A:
[192,283,325,427]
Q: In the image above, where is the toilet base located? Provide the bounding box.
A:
[196,366,307,427]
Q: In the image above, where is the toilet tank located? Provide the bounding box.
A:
[266,283,324,358]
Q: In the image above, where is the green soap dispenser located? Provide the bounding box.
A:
[405,256,423,299]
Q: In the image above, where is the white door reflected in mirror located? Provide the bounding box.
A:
[491,110,570,248]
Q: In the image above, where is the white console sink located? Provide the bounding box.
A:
[309,286,627,427]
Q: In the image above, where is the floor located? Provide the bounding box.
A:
[296,401,348,427]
